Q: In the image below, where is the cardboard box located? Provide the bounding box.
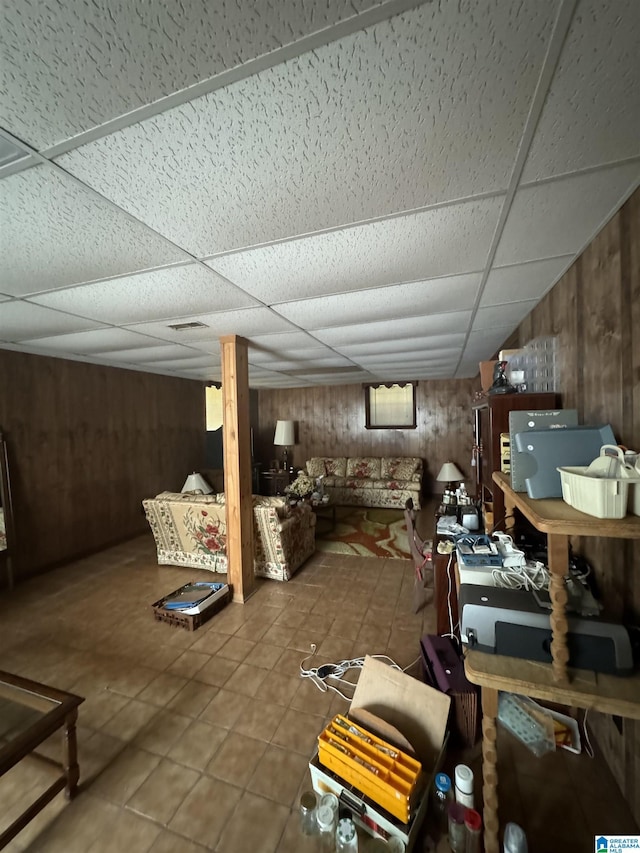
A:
[479,360,498,391]
[309,656,450,851]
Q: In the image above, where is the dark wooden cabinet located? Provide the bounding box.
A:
[472,393,558,530]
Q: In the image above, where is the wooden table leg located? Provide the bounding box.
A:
[547,533,570,682]
[63,708,80,799]
[481,686,500,853]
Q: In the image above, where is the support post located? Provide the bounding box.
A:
[220,335,255,603]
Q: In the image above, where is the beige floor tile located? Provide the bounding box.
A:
[88,746,160,804]
[246,744,311,806]
[232,698,285,742]
[216,635,256,663]
[247,642,286,670]
[169,775,242,847]
[231,619,271,642]
[274,647,309,677]
[75,688,131,730]
[167,680,219,718]
[274,609,307,629]
[148,830,208,852]
[137,672,189,707]
[199,688,245,729]
[32,794,121,853]
[271,707,325,755]
[100,698,158,742]
[262,624,296,647]
[188,631,229,656]
[206,731,267,787]
[166,650,211,680]
[168,719,228,770]
[215,790,289,853]
[275,810,324,853]
[193,656,237,688]
[328,617,361,641]
[289,678,335,717]
[126,758,200,824]
[253,671,301,707]
[133,709,193,756]
[223,663,269,698]
[79,729,128,783]
[86,808,161,852]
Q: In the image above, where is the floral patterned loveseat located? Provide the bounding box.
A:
[305,456,422,510]
[142,492,316,582]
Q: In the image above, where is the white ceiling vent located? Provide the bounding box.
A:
[167,321,209,331]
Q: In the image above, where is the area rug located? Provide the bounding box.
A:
[314,506,411,559]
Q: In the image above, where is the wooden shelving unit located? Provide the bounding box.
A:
[464,472,640,853]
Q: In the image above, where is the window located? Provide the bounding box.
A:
[364,382,417,429]
[205,385,223,430]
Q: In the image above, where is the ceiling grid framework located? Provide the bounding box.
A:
[0,0,639,387]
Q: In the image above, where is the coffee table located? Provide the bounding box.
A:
[0,671,84,849]
[309,498,336,530]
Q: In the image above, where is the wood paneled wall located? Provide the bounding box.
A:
[256,379,478,496]
[504,187,640,821]
[0,350,205,580]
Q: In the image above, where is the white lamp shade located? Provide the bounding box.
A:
[273,420,295,446]
[181,472,213,494]
[436,461,464,482]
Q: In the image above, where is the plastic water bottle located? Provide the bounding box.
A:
[503,822,528,853]
[433,772,454,832]
[336,817,358,853]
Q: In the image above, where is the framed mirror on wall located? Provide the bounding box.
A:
[0,431,15,589]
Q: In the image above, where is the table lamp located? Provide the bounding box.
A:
[273,420,295,470]
[181,472,213,494]
[436,461,464,494]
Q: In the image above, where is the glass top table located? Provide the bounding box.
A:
[0,671,84,850]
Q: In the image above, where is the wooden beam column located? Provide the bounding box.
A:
[220,335,255,603]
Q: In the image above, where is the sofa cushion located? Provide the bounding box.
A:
[155,491,222,504]
[307,457,347,478]
[372,479,418,490]
[346,457,381,479]
[345,478,375,489]
[380,457,422,480]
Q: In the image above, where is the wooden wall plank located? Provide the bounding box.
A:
[0,350,204,579]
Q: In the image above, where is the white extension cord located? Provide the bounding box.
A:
[299,645,417,701]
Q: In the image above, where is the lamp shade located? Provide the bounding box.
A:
[181,472,213,494]
[436,461,464,483]
[273,420,295,446]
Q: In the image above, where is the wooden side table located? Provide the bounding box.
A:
[260,469,293,496]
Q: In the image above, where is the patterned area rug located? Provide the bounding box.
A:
[314,506,411,559]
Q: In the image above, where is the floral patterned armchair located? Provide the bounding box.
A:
[142,492,316,581]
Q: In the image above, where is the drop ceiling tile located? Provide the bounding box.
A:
[29,264,255,326]
[481,257,573,307]
[93,344,205,363]
[463,327,516,362]
[338,333,467,357]
[210,210,496,301]
[247,332,322,350]
[273,273,482,329]
[57,0,555,255]
[1,0,379,149]
[292,371,373,385]
[17,328,168,354]
[142,354,219,370]
[255,356,354,371]
[0,302,106,342]
[473,300,538,331]
[522,0,640,181]
[177,366,223,382]
[353,349,462,366]
[456,360,482,379]
[313,312,472,346]
[0,164,187,295]
[494,164,640,266]
[248,347,333,365]
[126,307,297,343]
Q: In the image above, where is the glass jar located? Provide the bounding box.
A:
[316,803,336,851]
[299,790,318,836]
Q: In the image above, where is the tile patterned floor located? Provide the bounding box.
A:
[0,531,637,852]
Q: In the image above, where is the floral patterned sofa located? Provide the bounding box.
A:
[305,456,422,510]
[142,492,316,582]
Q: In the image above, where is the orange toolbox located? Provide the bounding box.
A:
[318,714,423,823]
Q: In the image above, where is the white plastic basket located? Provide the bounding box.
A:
[557,466,631,519]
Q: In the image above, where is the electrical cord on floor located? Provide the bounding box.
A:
[582,709,595,758]
[299,645,415,701]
